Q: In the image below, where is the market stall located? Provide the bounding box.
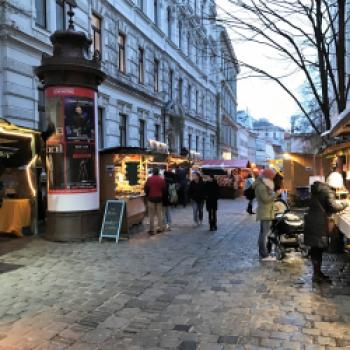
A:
[200,159,251,199]
[100,146,168,235]
[0,119,41,237]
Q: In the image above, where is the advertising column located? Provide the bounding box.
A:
[45,86,99,211]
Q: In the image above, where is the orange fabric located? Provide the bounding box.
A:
[0,199,31,237]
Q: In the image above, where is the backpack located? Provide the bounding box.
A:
[168,183,178,204]
[243,185,255,200]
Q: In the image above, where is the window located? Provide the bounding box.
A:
[188,84,192,109]
[196,135,199,152]
[169,69,173,99]
[167,7,172,39]
[196,42,200,64]
[91,13,102,55]
[38,88,45,131]
[202,136,205,157]
[154,59,159,92]
[195,90,199,113]
[138,48,144,84]
[178,21,182,49]
[56,0,66,30]
[178,78,183,104]
[155,124,160,141]
[35,0,47,29]
[98,107,104,150]
[118,33,126,73]
[119,114,127,146]
[138,0,144,11]
[188,133,192,150]
[154,0,159,26]
[194,0,197,14]
[187,33,190,56]
[139,120,146,148]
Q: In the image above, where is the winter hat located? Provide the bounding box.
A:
[262,168,276,181]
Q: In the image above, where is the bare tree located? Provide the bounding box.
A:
[215,0,350,135]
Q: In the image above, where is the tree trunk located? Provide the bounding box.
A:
[337,0,346,113]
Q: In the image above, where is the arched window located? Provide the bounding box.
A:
[167,7,172,39]
[178,21,182,49]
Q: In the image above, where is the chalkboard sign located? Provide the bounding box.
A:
[99,200,125,244]
[125,162,139,186]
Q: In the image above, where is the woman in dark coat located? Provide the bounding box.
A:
[304,181,347,283]
[205,175,219,231]
[189,172,205,226]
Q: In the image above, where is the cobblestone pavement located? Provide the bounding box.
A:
[0,198,350,350]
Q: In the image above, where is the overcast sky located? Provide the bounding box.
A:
[216,0,305,130]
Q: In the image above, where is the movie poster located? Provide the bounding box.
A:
[45,87,97,194]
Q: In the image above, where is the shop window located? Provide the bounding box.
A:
[155,124,160,141]
[91,13,102,55]
[154,59,159,92]
[56,0,67,30]
[118,33,126,73]
[98,107,104,150]
[138,48,144,84]
[119,114,127,146]
[35,0,47,29]
[139,120,145,148]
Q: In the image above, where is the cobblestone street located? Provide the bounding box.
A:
[0,198,350,350]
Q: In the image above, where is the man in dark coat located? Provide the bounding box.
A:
[204,175,219,231]
[304,181,347,283]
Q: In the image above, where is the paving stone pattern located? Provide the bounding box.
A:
[0,198,350,349]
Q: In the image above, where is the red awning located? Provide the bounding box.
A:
[201,159,250,168]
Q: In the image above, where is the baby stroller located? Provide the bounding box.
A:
[267,198,307,260]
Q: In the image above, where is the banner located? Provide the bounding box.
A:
[45,86,97,194]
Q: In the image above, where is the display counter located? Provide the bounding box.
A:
[0,198,31,237]
[335,207,350,239]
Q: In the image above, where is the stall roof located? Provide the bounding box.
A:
[330,107,350,137]
[201,159,251,168]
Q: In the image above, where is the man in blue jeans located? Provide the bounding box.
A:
[254,168,281,260]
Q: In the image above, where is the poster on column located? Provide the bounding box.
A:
[45,86,97,194]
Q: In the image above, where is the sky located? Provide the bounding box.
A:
[216,0,306,130]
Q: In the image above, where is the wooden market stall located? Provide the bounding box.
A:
[99,147,168,235]
[0,119,41,237]
[199,159,251,199]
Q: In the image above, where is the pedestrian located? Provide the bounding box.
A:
[205,174,219,231]
[163,171,176,231]
[243,173,255,215]
[189,171,205,227]
[304,179,347,283]
[176,166,188,207]
[144,167,166,235]
[254,168,281,260]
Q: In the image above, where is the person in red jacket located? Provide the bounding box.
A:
[145,168,166,235]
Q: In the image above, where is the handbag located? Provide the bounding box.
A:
[315,199,336,237]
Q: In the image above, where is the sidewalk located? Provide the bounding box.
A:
[0,198,349,349]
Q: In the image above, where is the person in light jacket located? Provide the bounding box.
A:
[254,168,281,260]
[243,173,255,215]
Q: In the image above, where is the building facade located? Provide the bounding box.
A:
[0,0,237,160]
